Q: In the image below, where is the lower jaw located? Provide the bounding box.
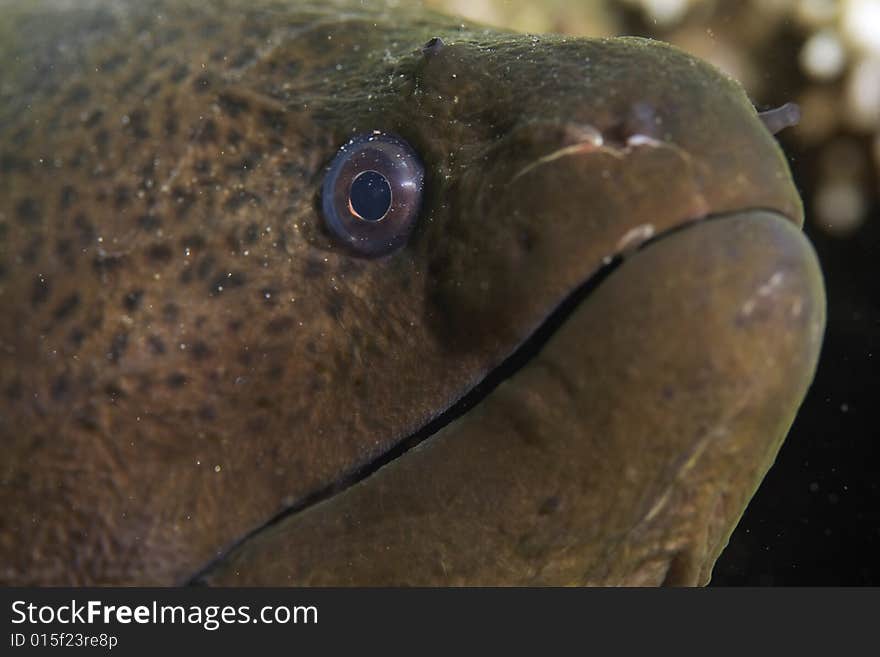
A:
[198,209,825,586]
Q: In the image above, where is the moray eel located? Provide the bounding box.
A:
[0,0,825,586]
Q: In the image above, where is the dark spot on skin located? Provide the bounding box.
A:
[196,255,215,281]
[147,334,166,355]
[181,234,206,251]
[194,159,211,175]
[16,198,40,225]
[104,383,123,402]
[164,111,178,138]
[210,271,246,295]
[197,119,218,143]
[303,257,325,279]
[50,374,70,401]
[169,63,189,82]
[190,340,211,361]
[138,215,161,232]
[538,496,561,516]
[65,84,91,105]
[225,231,242,253]
[326,294,343,321]
[244,223,260,244]
[218,92,249,117]
[146,243,173,264]
[247,415,269,434]
[74,214,96,246]
[260,109,287,134]
[267,364,284,380]
[171,187,196,218]
[75,404,100,432]
[193,73,211,93]
[11,126,30,147]
[86,307,104,332]
[52,293,80,321]
[223,190,261,211]
[59,185,77,210]
[114,185,131,209]
[94,129,110,152]
[1,153,29,173]
[22,236,44,265]
[126,109,150,140]
[162,303,179,323]
[122,289,144,312]
[519,227,538,253]
[68,327,85,347]
[226,155,257,176]
[337,258,365,279]
[107,331,128,363]
[280,160,306,178]
[227,319,243,333]
[69,149,86,169]
[55,239,74,268]
[99,52,126,72]
[198,404,217,421]
[139,157,156,178]
[83,109,104,128]
[5,379,23,401]
[92,252,127,276]
[231,46,256,68]
[227,129,243,147]
[166,372,187,388]
[31,276,50,306]
[265,316,295,334]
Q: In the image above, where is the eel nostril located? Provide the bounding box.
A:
[758,102,801,135]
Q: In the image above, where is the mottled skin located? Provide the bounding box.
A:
[0,0,824,585]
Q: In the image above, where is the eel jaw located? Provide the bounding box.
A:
[196,208,824,586]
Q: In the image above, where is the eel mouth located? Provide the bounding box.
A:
[191,207,825,586]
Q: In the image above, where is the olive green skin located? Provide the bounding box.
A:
[0,0,823,585]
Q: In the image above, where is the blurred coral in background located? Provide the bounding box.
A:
[425,0,880,237]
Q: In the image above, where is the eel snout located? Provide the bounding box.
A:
[199,210,825,586]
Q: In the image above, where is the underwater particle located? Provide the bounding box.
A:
[814,178,867,235]
[800,29,847,80]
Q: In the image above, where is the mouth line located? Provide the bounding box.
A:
[185,206,789,586]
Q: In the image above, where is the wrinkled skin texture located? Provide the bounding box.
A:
[0,0,824,585]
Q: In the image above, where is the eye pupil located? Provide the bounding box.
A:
[349,170,392,222]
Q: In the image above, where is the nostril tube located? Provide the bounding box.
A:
[758,102,801,135]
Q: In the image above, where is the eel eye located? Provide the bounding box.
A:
[321,132,425,256]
